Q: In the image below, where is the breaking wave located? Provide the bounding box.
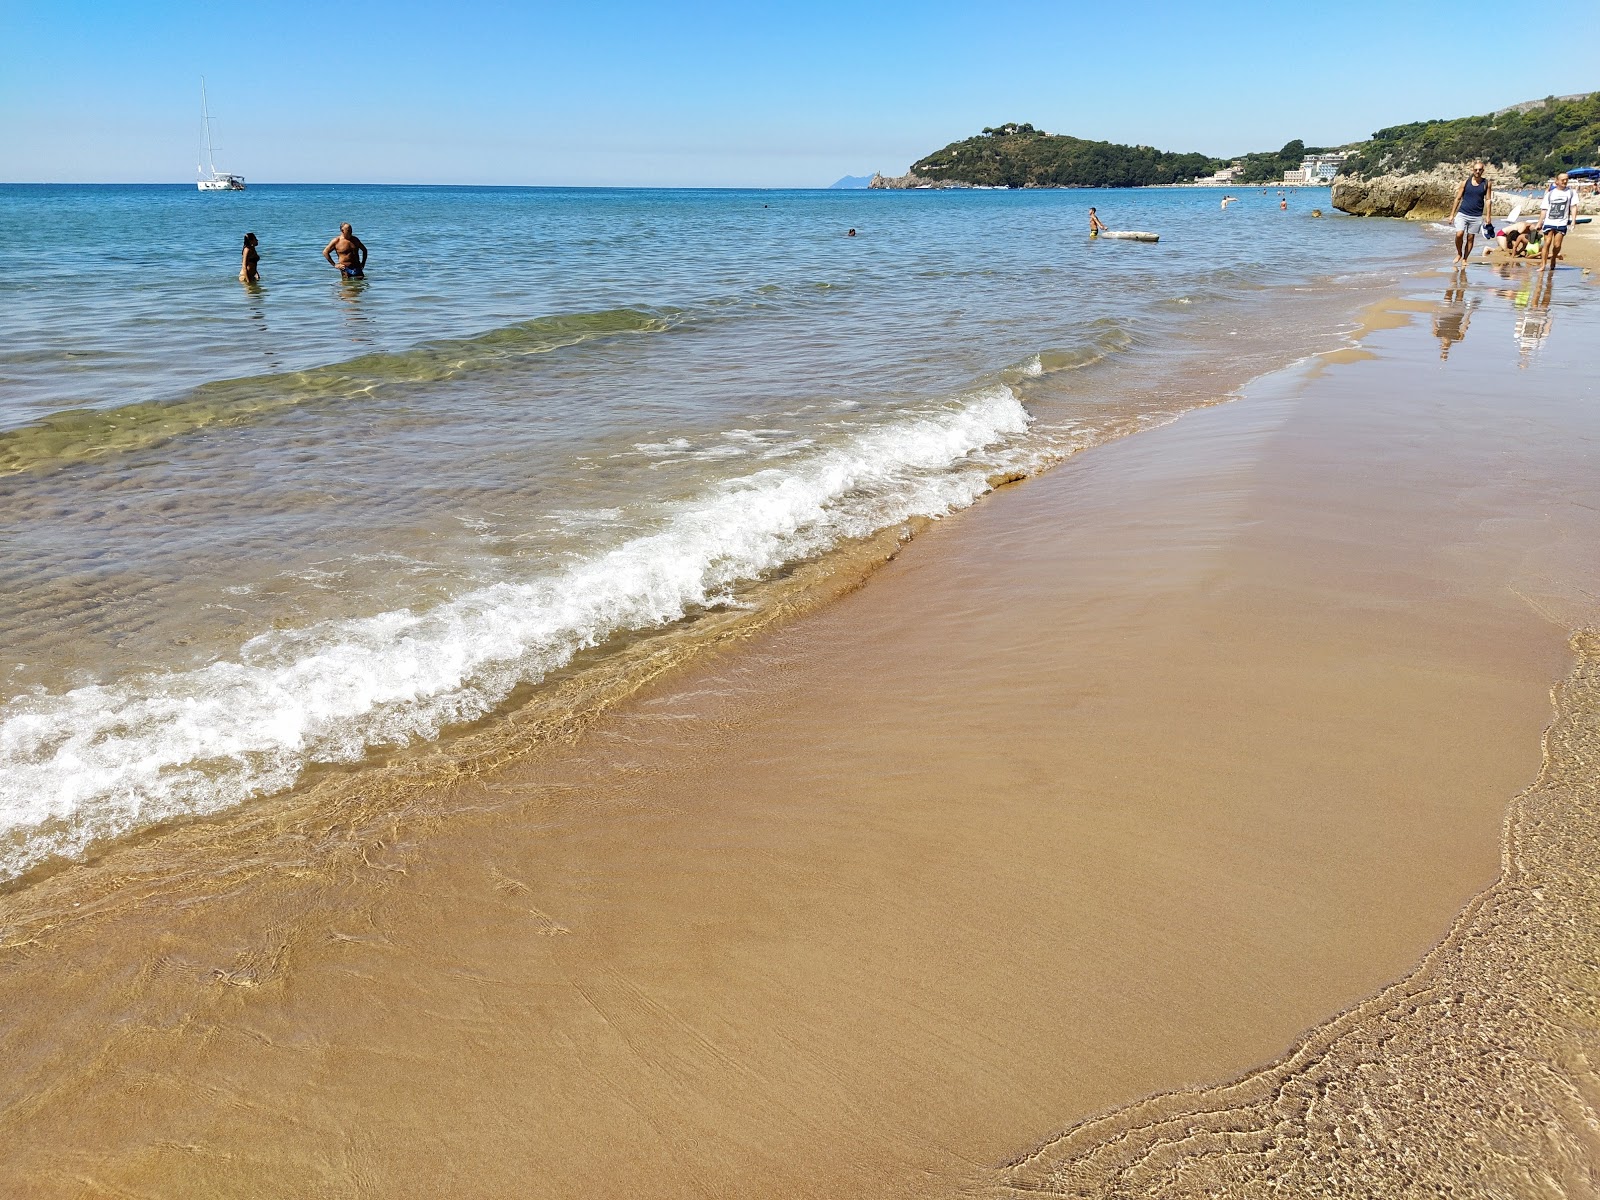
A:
[0,385,1032,880]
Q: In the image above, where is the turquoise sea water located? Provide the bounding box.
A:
[0,183,1431,879]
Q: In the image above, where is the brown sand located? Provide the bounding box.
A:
[2,279,1599,1198]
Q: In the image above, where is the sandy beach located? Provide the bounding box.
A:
[2,259,1599,1198]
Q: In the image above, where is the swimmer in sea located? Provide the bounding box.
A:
[1220,195,1237,209]
[1088,207,1108,236]
[322,223,368,278]
[847,228,856,237]
[239,232,259,283]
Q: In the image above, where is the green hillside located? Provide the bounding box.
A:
[1341,92,1600,182]
[910,123,1220,188]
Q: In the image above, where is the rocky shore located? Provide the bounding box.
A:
[1331,162,1596,221]
[869,172,966,189]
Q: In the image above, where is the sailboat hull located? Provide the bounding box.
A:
[197,79,245,191]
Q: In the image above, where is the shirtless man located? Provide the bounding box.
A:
[1088,207,1107,236]
[322,223,368,278]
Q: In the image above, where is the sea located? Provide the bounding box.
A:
[0,183,1432,884]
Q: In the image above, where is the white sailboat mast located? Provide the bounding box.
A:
[200,76,219,177]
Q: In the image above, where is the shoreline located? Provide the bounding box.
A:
[3,259,1599,1195]
[0,258,1411,897]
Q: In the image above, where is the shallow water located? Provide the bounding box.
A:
[0,183,1426,880]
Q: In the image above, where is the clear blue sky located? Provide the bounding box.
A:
[3,0,1596,186]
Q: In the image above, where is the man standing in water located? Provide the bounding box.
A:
[322,223,368,278]
[1088,207,1107,236]
[1448,162,1493,266]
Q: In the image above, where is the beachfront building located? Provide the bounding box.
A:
[1199,164,1241,185]
[1283,152,1348,185]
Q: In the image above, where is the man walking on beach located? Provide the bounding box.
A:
[1538,172,1578,269]
[1448,162,1492,266]
[322,223,368,278]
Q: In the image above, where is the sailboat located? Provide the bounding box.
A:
[197,78,246,191]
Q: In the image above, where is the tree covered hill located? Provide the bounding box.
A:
[908,123,1220,188]
[901,124,1334,188]
[1341,92,1600,182]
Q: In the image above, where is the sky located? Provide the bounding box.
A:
[3,0,1597,187]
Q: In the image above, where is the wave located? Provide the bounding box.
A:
[0,385,1032,882]
[0,307,677,478]
[1009,318,1138,381]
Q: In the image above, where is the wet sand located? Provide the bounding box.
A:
[3,273,1600,1197]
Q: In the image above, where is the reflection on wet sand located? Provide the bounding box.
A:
[1431,269,1477,359]
[1511,268,1557,364]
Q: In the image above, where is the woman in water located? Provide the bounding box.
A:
[239,232,260,283]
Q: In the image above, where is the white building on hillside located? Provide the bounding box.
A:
[1284,152,1348,185]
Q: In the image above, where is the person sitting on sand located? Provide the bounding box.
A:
[1447,162,1493,266]
[322,223,368,279]
[239,232,259,283]
[1088,207,1107,236]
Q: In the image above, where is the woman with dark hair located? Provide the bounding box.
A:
[239,232,260,283]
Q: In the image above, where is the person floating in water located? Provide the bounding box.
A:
[1088,207,1107,236]
[322,223,368,278]
[239,232,259,283]
[846,228,857,237]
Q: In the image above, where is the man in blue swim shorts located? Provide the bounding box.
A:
[1538,172,1578,269]
[322,223,368,278]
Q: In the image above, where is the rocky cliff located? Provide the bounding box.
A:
[1332,163,1521,219]
[868,172,952,190]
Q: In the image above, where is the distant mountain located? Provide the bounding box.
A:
[828,175,875,190]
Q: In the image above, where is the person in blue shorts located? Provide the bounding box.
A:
[322,223,368,278]
[1538,172,1578,270]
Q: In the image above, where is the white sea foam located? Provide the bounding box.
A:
[0,387,1031,880]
